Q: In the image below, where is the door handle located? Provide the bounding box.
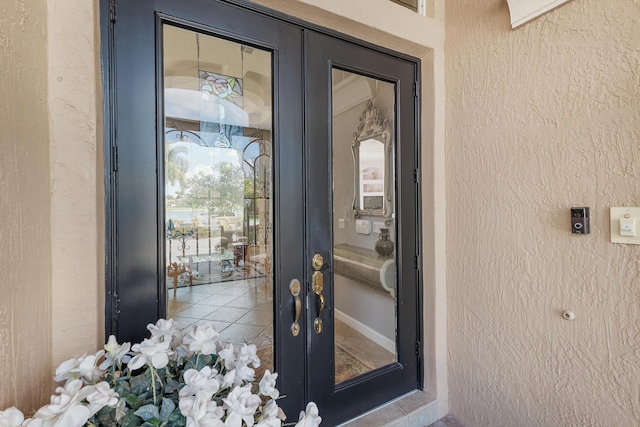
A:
[289,279,301,337]
[312,254,325,334]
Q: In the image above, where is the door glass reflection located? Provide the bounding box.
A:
[332,70,397,384]
[163,25,274,375]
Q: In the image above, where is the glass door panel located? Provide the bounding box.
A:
[163,24,274,373]
[331,70,397,383]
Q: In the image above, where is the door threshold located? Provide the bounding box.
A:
[338,390,438,427]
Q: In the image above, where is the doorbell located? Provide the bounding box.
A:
[571,207,590,234]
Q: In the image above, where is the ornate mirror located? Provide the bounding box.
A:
[352,100,392,222]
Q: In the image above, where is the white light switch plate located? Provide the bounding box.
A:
[372,221,385,234]
[355,219,372,235]
[610,207,640,245]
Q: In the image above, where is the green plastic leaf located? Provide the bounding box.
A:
[131,373,151,395]
[121,412,142,427]
[115,380,132,396]
[123,394,144,410]
[164,378,180,394]
[141,421,161,427]
[95,405,118,425]
[167,409,187,427]
[134,404,160,421]
[160,397,176,421]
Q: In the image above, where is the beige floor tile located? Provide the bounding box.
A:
[217,286,251,296]
[173,304,218,319]
[227,294,269,309]
[236,309,273,326]
[190,318,232,332]
[219,323,267,345]
[253,301,273,311]
[197,294,239,306]
[204,306,249,323]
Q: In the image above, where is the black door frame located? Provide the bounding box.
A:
[101,0,422,423]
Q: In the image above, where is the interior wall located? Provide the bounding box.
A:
[0,0,53,411]
[446,0,640,425]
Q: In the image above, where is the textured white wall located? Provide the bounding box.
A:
[0,0,103,411]
[48,0,104,367]
[446,0,640,425]
[0,0,53,411]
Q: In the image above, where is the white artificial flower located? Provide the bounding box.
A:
[147,318,180,338]
[294,402,321,427]
[53,350,106,384]
[179,366,221,398]
[222,384,261,427]
[179,391,207,424]
[221,369,236,389]
[148,318,184,352]
[100,335,131,370]
[85,382,119,416]
[0,407,24,427]
[217,344,236,370]
[53,358,79,383]
[237,344,260,368]
[233,363,256,386]
[179,391,225,427]
[174,342,192,360]
[183,323,220,355]
[26,380,93,427]
[128,335,173,370]
[256,399,282,427]
[258,370,279,399]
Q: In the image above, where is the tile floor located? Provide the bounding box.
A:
[168,276,273,349]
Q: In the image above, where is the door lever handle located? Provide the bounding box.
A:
[312,269,324,334]
[315,293,325,334]
[289,279,301,337]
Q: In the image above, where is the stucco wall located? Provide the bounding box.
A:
[48,0,104,367]
[0,0,53,411]
[0,0,103,411]
[446,0,640,425]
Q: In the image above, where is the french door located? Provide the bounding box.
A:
[104,0,421,424]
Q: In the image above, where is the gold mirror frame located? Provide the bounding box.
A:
[351,100,392,223]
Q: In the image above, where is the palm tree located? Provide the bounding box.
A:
[166,145,189,190]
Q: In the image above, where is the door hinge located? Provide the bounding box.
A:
[112,145,118,172]
[414,255,420,270]
[109,0,117,23]
[413,169,419,184]
[416,341,422,361]
[113,291,121,315]
[413,81,418,98]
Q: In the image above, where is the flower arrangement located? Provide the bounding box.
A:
[0,319,321,427]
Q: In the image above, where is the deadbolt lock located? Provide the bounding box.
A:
[312,253,324,271]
